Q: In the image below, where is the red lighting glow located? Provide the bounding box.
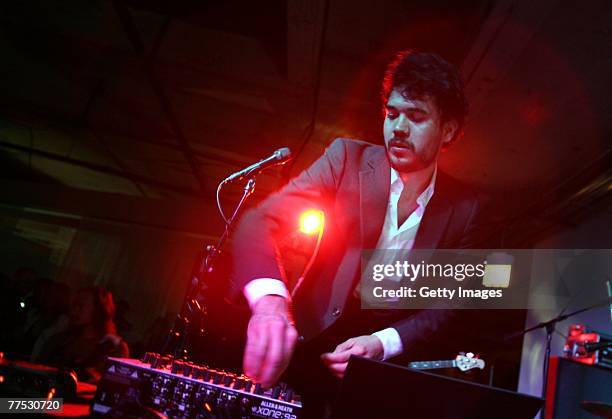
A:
[299,210,325,235]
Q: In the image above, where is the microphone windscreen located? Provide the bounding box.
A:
[274,147,292,161]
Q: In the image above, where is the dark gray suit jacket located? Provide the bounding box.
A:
[231,138,480,352]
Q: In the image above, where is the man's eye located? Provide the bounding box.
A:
[386,111,398,119]
[409,112,427,122]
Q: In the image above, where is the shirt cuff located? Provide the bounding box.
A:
[243,278,290,309]
[372,327,404,360]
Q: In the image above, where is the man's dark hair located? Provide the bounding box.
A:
[382,49,469,142]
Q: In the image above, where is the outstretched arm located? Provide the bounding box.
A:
[232,139,348,386]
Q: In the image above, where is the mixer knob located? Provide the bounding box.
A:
[240,397,251,411]
[222,375,233,387]
[160,356,173,368]
[213,372,223,384]
[151,355,164,369]
[199,390,217,413]
[182,363,193,376]
[171,360,184,374]
[254,383,262,395]
[192,366,204,380]
[272,386,281,399]
[284,389,293,402]
[223,397,241,417]
[141,352,155,364]
[244,380,252,392]
[233,378,245,390]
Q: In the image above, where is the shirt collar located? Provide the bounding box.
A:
[390,166,437,207]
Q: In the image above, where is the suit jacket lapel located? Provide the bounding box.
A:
[414,176,454,249]
[358,148,455,250]
[359,149,390,249]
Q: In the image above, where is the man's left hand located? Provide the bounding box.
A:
[320,335,384,379]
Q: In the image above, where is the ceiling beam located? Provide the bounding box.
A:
[0,101,251,169]
[112,0,208,194]
[0,179,221,237]
[461,0,561,115]
[284,0,329,174]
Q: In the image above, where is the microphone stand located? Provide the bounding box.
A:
[162,178,257,359]
[504,296,612,419]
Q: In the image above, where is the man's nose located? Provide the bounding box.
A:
[393,115,410,137]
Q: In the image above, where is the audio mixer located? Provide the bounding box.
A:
[92,353,302,418]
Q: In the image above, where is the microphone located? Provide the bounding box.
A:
[222,147,292,184]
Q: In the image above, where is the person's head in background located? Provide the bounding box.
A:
[70,285,117,336]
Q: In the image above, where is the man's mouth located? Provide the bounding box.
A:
[389,140,414,153]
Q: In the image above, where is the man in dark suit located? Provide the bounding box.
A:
[231,50,477,394]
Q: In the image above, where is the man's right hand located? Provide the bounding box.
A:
[243,295,298,388]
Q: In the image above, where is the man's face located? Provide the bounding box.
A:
[383,87,456,173]
[70,291,94,326]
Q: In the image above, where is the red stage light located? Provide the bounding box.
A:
[299,210,325,235]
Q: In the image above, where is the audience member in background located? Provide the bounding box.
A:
[13,278,71,358]
[33,285,129,382]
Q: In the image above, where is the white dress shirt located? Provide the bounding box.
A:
[244,167,437,360]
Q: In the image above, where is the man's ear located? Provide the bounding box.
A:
[440,120,459,151]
